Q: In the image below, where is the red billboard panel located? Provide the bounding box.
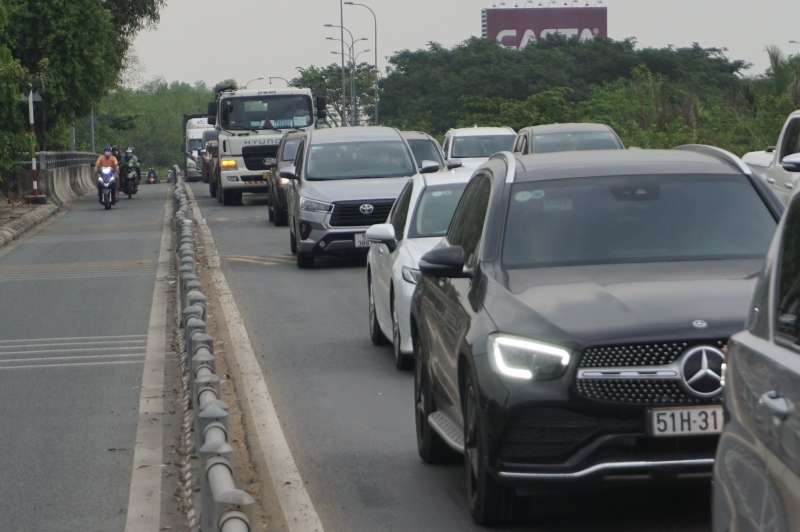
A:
[482,7,607,49]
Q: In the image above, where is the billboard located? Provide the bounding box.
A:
[481,7,607,49]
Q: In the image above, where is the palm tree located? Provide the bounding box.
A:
[765,45,800,103]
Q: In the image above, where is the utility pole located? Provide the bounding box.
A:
[340,0,346,126]
[90,105,95,154]
[28,86,38,197]
[345,2,379,124]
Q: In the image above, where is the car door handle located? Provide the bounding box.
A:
[785,182,794,189]
[760,390,795,421]
[767,177,776,184]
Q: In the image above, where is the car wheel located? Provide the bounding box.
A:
[275,208,288,227]
[268,201,275,223]
[296,252,314,268]
[464,374,513,526]
[369,274,390,346]
[392,293,413,370]
[290,231,297,254]
[415,332,452,463]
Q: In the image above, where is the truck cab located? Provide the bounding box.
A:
[184,116,214,182]
[743,110,800,204]
[207,83,326,205]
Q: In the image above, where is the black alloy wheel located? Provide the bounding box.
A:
[392,293,413,370]
[369,274,390,345]
[464,375,513,525]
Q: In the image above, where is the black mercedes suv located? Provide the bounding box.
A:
[410,147,784,524]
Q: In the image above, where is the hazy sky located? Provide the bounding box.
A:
[131,0,799,88]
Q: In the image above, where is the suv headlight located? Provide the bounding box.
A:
[299,197,332,213]
[487,334,571,381]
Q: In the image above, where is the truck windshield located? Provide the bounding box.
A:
[306,141,415,180]
[220,95,313,130]
[188,139,203,151]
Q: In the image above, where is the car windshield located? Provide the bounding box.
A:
[407,139,444,168]
[531,131,623,153]
[452,135,515,158]
[188,139,203,150]
[306,140,416,180]
[409,183,469,238]
[220,95,313,130]
[282,139,301,161]
[502,174,777,268]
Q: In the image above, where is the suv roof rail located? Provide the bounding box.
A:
[673,144,752,176]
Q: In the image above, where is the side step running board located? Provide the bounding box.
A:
[428,411,465,454]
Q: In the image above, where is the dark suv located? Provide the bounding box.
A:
[410,147,783,524]
[267,130,303,226]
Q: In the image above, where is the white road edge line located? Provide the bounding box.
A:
[186,185,325,531]
[0,360,144,371]
[0,353,146,364]
[0,334,147,345]
[125,189,171,532]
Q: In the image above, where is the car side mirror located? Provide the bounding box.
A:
[781,153,800,172]
[279,165,298,180]
[446,159,463,170]
[420,160,440,174]
[766,146,776,153]
[365,223,397,252]
[419,245,472,278]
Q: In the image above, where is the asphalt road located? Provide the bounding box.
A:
[189,183,713,532]
[0,185,173,531]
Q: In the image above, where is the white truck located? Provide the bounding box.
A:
[743,110,800,204]
[184,115,214,182]
[207,83,326,205]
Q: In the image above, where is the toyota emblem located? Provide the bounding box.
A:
[360,204,375,215]
[679,346,725,398]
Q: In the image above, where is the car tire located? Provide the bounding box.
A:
[369,274,390,346]
[275,208,288,227]
[222,189,234,206]
[464,374,513,526]
[414,333,453,463]
[296,252,314,268]
[268,202,275,223]
[290,231,297,254]
[392,292,413,370]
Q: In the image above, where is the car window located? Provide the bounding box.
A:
[452,135,515,158]
[530,131,623,153]
[406,139,444,168]
[502,174,777,268]
[776,197,800,345]
[408,183,468,238]
[442,136,451,158]
[281,139,301,161]
[389,181,413,241]
[305,140,415,180]
[449,175,491,266]
[780,118,800,160]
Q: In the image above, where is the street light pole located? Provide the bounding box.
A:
[269,77,290,86]
[340,1,346,125]
[326,23,357,126]
[244,77,264,88]
[345,2,379,124]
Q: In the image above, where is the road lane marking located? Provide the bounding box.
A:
[187,185,325,532]
[125,189,171,532]
[43,221,161,231]
[0,259,153,273]
[0,346,146,356]
[0,360,144,371]
[0,340,146,350]
[0,353,146,365]
[0,334,147,345]
[0,271,156,282]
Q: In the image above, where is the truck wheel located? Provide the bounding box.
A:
[223,189,234,206]
[234,191,243,204]
[216,179,223,203]
[209,178,217,198]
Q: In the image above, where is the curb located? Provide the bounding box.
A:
[0,203,60,248]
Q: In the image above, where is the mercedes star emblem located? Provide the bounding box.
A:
[360,204,375,215]
[680,346,725,398]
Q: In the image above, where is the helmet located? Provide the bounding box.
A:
[125,147,133,154]
[103,144,112,152]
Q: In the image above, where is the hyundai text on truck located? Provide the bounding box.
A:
[207,83,326,205]
[183,114,214,182]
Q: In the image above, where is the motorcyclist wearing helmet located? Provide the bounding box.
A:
[95,145,119,203]
[121,147,141,182]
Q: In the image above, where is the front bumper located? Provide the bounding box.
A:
[220,170,269,193]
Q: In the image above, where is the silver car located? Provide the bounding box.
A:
[282,126,440,268]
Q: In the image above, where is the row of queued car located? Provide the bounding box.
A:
[255,120,800,527]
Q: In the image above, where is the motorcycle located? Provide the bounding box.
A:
[120,164,139,198]
[145,170,158,184]
[97,167,116,210]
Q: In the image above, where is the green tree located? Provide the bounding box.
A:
[292,62,377,127]
[0,0,33,168]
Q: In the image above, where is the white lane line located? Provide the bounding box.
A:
[0,342,146,352]
[0,360,144,371]
[0,334,147,345]
[0,346,147,357]
[0,353,146,364]
[125,189,170,532]
[187,184,325,531]
[0,271,156,282]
